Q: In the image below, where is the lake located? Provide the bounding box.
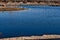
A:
[0,6,60,38]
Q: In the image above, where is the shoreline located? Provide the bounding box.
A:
[0,35,60,40]
[0,7,25,11]
[0,2,60,6]
[6,2,60,6]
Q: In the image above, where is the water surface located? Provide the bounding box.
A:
[0,6,60,38]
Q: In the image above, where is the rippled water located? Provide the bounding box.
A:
[0,6,60,38]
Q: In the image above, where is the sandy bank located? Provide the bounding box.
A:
[0,7,25,11]
[0,35,60,40]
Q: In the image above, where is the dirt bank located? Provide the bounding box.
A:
[0,7,25,11]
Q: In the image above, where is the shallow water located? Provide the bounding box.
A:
[0,6,60,38]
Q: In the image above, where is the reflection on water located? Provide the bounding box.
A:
[0,6,60,38]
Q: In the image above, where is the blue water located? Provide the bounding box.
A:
[0,6,60,38]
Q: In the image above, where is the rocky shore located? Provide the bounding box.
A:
[6,2,60,6]
[0,2,60,6]
[0,35,60,40]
